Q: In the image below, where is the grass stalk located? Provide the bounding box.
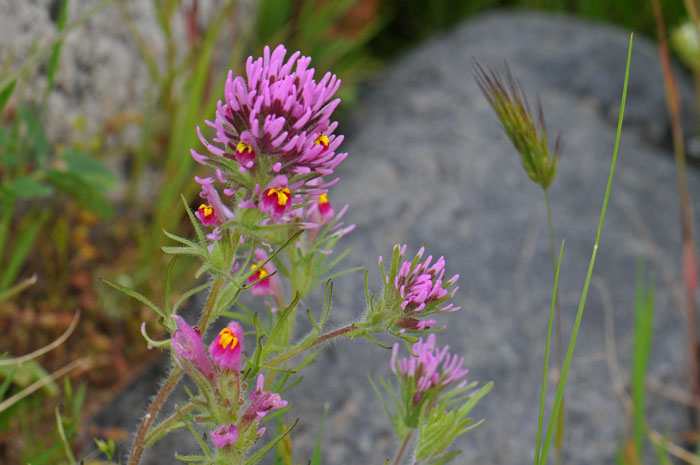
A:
[537,32,632,465]
[543,189,565,465]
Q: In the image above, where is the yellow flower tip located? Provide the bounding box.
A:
[251,262,269,279]
[198,204,215,217]
[237,141,253,153]
[268,187,291,206]
[314,134,329,148]
[217,328,239,350]
[318,193,329,205]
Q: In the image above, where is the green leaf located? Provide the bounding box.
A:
[0,211,47,289]
[100,277,167,321]
[60,149,118,191]
[1,176,54,199]
[45,169,114,218]
[94,438,116,461]
[0,360,57,396]
[0,80,15,113]
[46,0,70,96]
[0,365,18,398]
[18,104,50,159]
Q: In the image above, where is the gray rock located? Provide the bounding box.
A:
[0,0,255,150]
[93,10,700,465]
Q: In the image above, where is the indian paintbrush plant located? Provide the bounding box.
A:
[105,45,490,465]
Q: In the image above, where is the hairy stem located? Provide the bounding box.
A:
[265,324,358,368]
[393,432,413,465]
[127,367,183,465]
[199,276,226,331]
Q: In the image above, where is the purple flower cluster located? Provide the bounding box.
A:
[382,245,460,331]
[391,334,468,405]
[191,44,348,224]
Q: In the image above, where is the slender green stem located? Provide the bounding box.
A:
[543,190,563,371]
[393,432,413,465]
[535,241,565,465]
[543,189,565,465]
[265,324,358,368]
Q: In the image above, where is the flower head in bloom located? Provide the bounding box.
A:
[192,44,347,183]
[209,322,244,371]
[171,316,215,379]
[211,424,238,448]
[242,374,288,424]
[381,245,459,331]
[391,334,468,405]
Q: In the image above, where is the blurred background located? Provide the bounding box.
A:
[0,0,695,462]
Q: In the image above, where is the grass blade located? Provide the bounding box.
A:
[44,0,70,105]
[311,403,329,465]
[0,79,16,113]
[0,211,48,290]
[538,32,633,465]
[535,240,565,465]
[632,264,654,456]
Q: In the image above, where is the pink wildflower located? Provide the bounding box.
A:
[191,44,347,182]
[384,245,460,330]
[391,334,468,405]
[307,192,334,226]
[209,322,244,371]
[242,374,288,424]
[196,204,218,226]
[211,424,238,448]
[247,249,284,309]
[195,177,234,228]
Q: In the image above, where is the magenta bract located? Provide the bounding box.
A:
[171,316,215,379]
